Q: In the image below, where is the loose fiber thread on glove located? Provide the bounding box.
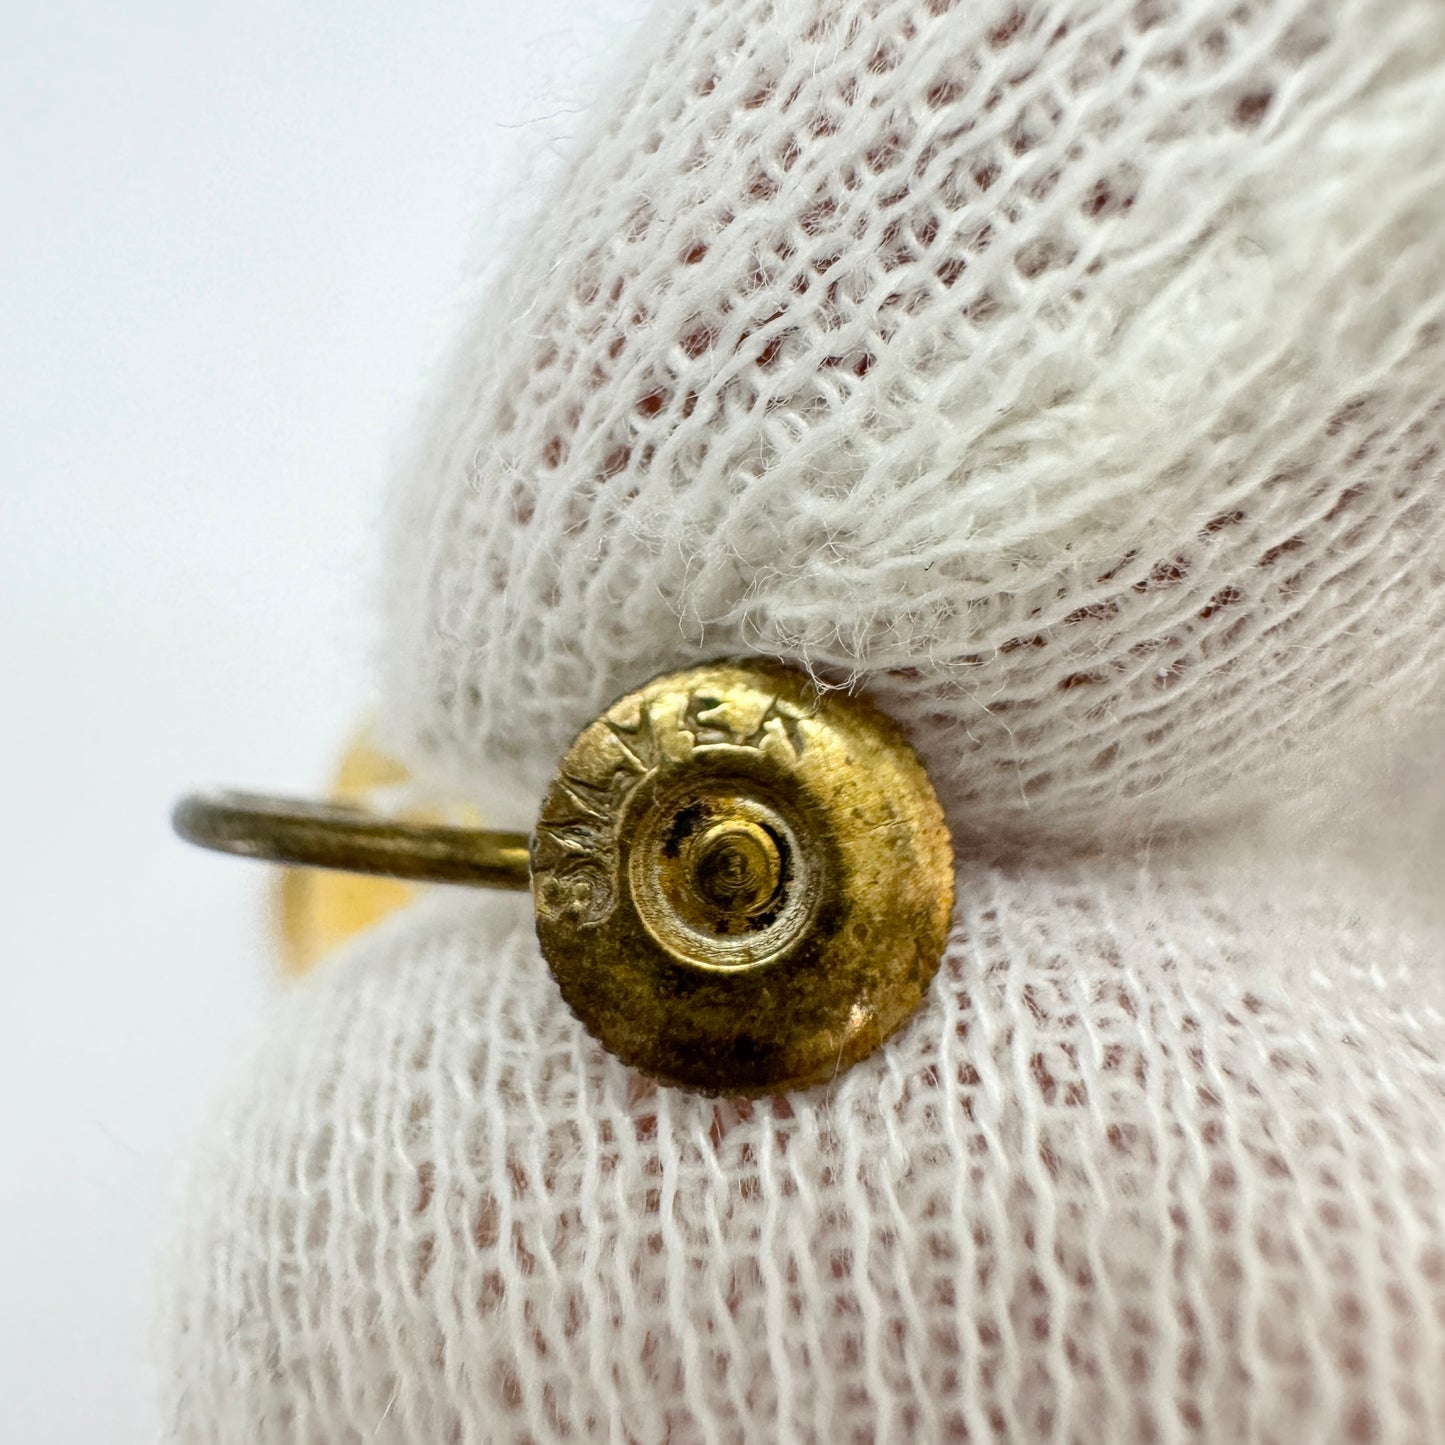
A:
[160,858,1445,1443]
[158,1,1445,1441]
[384,0,1445,844]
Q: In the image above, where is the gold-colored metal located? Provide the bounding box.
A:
[173,790,530,889]
[531,660,955,1094]
[173,659,955,1094]
[274,728,433,975]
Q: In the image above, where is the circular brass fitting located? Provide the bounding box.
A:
[531,661,955,1094]
[173,659,955,1095]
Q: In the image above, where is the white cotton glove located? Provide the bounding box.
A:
[160,1,1445,1441]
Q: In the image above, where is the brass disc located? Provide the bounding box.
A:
[530,660,955,1094]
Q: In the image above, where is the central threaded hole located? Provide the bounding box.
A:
[690,821,781,913]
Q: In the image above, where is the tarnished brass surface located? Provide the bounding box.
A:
[274,729,430,975]
[173,790,531,890]
[532,661,955,1094]
[172,660,955,1094]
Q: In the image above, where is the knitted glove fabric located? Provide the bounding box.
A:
[382,0,1445,846]
[162,858,1445,1442]
[160,0,1445,1441]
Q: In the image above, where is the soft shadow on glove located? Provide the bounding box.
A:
[383,0,1445,848]
[161,0,1445,1441]
[161,855,1445,1442]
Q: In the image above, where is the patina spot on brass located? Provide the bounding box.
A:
[531,660,956,1095]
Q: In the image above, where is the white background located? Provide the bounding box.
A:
[0,2,644,1437]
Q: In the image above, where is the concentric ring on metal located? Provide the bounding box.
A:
[531,659,955,1095]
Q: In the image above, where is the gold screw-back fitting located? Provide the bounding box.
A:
[174,660,956,1095]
